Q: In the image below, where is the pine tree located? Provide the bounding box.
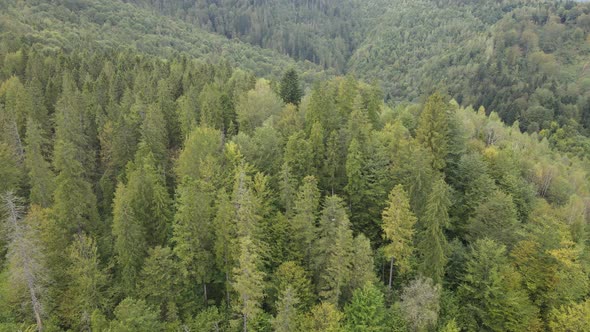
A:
[313,195,353,304]
[323,130,344,193]
[303,302,344,332]
[272,261,314,311]
[279,69,303,106]
[64,234,108,330]
[417,177,450,284]
[382,185,417,288]
[139,103,168,169]
[416,93,449,171]
[52,138,100,237]
[344,282,387,332]
[458,239,539,331]
[348,235,377,294]
[172,171,216,304]
[24,118,55,208]
[291,176,320,268]
[139,246,181,322]
[213,189,239,308]
[309,122,325,176]
[273,286,302,332]
[284,131,313,181]
[125,152,172,247]
[233,236,266,332]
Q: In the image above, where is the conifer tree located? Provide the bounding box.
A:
[417,177,450,284]
[458,239,539,331]
[139,246,181,322]
[348,235,377,296]
[25,118,55,208]
[272,261,314,311]
[344,282,387,332]
[233,236,265,332]
[172,168,216,303]
[112,182,145,294]
[313,195,353,304]
[140,103,168,169]
[213,189,239,307]
[273,286,302,332]
[382,185,417,288]
[52,138,100,237]
[323,130,344,193]
[64,234,108,331]
[279,69,303,106]
[416,93,449,171]
[291,176,320,268]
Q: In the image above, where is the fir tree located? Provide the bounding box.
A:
[382,185,417,288]
[279,69,303,106]
[417,177,450,284]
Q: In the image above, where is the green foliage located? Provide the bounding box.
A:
[313,195,354,305]
[279,69,303,106]
[1,4,590,327]
[548,299,590,332]
[417,177,451,284]
[63,234,108,330]
[109,298,162,332]
[458,239,539,331]
[382,185,417,282]
[344,282,387,332]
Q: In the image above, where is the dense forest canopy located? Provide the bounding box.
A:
[1,0,590,331]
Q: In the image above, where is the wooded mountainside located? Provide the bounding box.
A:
[1,0,590,331]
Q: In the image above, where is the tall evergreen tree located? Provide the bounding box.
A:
[291,175,320,268]
[382,185,417,288]
[64,234,108,331]
[112,182,145,294]
[233,236,265,332]
[273,286,302,332]
[279,69,303,106]
[416,93,449,171]
[344,282,387,332]
[212,189,239,307]
[458,239,539,331]
[417,177,450,284]
[24,118,55,208]
[172,169,216,304]
[313,195,353,304]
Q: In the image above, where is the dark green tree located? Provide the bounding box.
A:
[279,69,303,106]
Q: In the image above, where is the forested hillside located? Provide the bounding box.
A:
[1,0,590,331]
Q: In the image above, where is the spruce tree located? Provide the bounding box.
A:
[24,118,55,208]
[233,236,265,332]
[273,286,302,332]
[417,177,450,284]
[112,182,145,294]
[382,185,417,288]
[313,195,353,304]
[344,282,387,332]
[64,234,108,331]
[416,93,449,171]
[290,176,320,268]
[279,69,303,106]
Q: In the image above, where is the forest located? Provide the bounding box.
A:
[1,0,590,331]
